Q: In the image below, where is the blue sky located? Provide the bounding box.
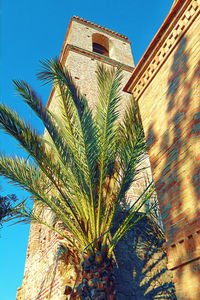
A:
[0,0,174,299]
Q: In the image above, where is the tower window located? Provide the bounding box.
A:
[92,33,109,57]
[93,43,109,56]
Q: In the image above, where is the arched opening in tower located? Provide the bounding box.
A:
[92,33,109,57]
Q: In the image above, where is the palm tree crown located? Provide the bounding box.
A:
[0,60,154,297]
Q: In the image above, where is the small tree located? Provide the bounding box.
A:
[0,192,17,229]
[0,60,154,299]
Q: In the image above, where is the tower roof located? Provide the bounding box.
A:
[72,16,129,40]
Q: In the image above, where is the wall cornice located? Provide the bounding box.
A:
[62,44,134,72]
[124,0,199,100]
[72,16,131,43]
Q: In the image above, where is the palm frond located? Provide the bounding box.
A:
[109,183,155,255]
[0,103,46,161]
[11,81,94,238]
[0,153,89,246]
[12,83,87,223]
[100,97,147,241]
[95,64,123,236]
[13,80,73,169]
[38,59,99,181]
[10,201,78,248]
[117,97,146,201]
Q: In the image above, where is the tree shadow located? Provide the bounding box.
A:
[114,213,177,300]
[145,33,200,298]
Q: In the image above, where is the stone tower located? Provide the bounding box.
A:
[16,17,136,300]
[47,16,134,111]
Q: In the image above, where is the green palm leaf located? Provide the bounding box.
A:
[95,64,123,236]
[0,153,89,247]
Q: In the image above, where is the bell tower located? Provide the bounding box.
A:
[47,16,134,111]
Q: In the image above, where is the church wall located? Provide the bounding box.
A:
[125,0,200,298]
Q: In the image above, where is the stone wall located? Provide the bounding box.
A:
[125,0,200,298]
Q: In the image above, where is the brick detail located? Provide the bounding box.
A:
[126,0,199,101]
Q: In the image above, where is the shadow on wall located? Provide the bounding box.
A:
[146,35,200,296]
[114,214,177,300]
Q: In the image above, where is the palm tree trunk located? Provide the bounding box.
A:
[71,248,116,299]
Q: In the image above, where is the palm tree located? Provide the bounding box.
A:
[0,60,154,299]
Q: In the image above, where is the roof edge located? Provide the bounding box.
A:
[124,0,189,92]
[72,16,130,42]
